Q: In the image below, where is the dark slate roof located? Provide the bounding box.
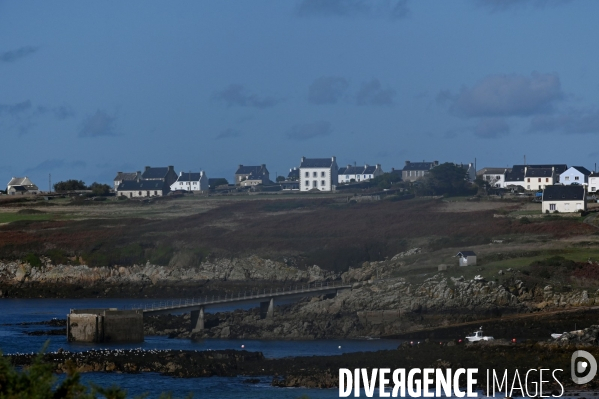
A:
[117,180,167,191]
[142,167,170,179]
[525,168,553,178]
[571,166,592,175]
[403,162,435,171]
[176,173,204,182]
[300,158,334,168]
[235,165,267,175]
[505,170,524,182]
[11,185,27,191]
[542,185,585,201]
[113,172,138,181]
[511,164,568,175]
[590,172,599,177]
[457,251,476,257]
[339,165,378,175]
[478,168,509,175]
[288,168,299,179]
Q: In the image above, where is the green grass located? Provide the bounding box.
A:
[0,213,55,223]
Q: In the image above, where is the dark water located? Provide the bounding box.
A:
[0,298,400,398]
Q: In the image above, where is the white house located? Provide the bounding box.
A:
[117,179,169,198]
[170,171,208,192]
[299,156,338,192]
[542,185,586,213]
[504,164,568,190]
[560,166,591,186]
[589,172,599,193]
[477,168,509,188]
[7,177,40,195]
[456,251,477,267]
[338,164,383,184]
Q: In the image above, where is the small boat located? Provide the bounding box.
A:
[466,327,494,342]
[551,332,567,339]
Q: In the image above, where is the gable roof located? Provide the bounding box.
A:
[175,172,205,182]
[525,168,553,178]
[478,168,510,175]
[235,165,267,175]
[542,185,585,201]
[568,166,592,176]
[7,177,35,187]
[300,158,335,168]
[117,180,167,191]
[142,167,171,179]
[403,161,437,171]
[113,172,139,181]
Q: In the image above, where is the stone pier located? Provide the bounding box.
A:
[67,309,143,343]
[259,298,274,319]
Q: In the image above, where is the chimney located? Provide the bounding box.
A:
[391,167,395,172]
[434,160,439,166]
[117,171,122,175]
[301,157,305,163]
[405,161,410,166]
[332,156,336,163]
[238,164,243,169]
[168,166,174,171]
[145,166,150,172]
[180,171,183,176]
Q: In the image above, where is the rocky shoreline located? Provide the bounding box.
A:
[7,339,599,391]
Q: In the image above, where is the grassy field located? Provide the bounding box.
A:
[0,194,597,279]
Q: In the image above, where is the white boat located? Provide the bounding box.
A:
[466,327,494,342]
[551,332,566,339]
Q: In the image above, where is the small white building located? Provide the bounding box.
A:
[589,172,599,193]
[117,179,168,198]
[477,168,509,188]
[457,251,476,267]
[338,164,383,184]
[560,166,591,186]
[542,185,586,213]
[299,156,338,192]
[170,171,208,192]
[7,177,40,195]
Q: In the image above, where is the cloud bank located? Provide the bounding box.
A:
[356,79,396,106]
[78,110,117,137]
[212,84,282,109]
[287,121,332,140]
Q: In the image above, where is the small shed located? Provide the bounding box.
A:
[457,251,477,267]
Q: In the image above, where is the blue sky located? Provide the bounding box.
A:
[2,0,599,187]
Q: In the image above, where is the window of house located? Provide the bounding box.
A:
[538,178,541,182]
[546,178,549,182]
[321,171,325,177]
[138,191,141,195]
[313,180,317,187]
[550,204,556,210]
[321,180,325,186]
[565,176,570,181]
[593,187,596,192]
[527,185,530,189]
[527,178,530,182]
[305,172,309,177]
[565,203,570,211]
[305,180,309,186]
[154,191,157,195]
[496,176,500,179]
[346,175,349,179]
[313,172,317,177]
[575,176,580,180]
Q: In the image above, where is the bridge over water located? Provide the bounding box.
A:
[136,281,352,332]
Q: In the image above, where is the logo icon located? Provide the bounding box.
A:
[571,350,597,384]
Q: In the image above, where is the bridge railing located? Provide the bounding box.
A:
[126,280,348,312]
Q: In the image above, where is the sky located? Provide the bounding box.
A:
[2,0,599,187]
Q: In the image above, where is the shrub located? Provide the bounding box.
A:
[519,217,531,224]
[149,244,175,265]
[24,253,42,267]
[46,249,70,265]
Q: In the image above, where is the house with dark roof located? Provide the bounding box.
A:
[401,160,439,182]
[338,164,383,184]
[589,172,599,193]
[7,177,39,195]
[299,156,338,191]
[116,179,169,198]
[504,164,568,190]
[113,171,141,191]
[560,166,591,186]
[141,166,178,187]
[234,164,269,186]
[170,171,208,192]
[456,251,477,267]
[208,178,229,189]
[542,185,586,213]
[287,167,299,181]
[477,167,511,188]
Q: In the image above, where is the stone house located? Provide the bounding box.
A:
[234,164,269,186]
[401,160,439,182]
[299,156,338,192]
[113,171,141,191]
[141,166,178,187]
[116,179,169,198]
[6,177,40,195]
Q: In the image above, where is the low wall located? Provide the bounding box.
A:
[67,309,143,343]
